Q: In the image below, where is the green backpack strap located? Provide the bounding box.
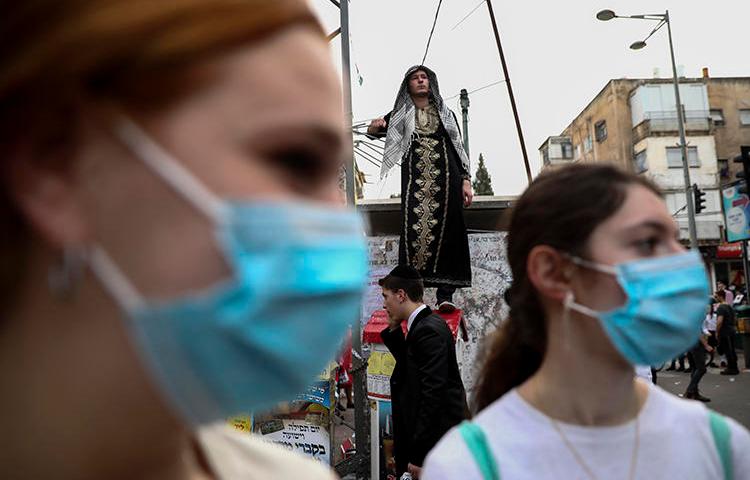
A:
[709,410,733,480]
[458,421,500,480]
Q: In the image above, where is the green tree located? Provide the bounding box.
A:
[472,153,494,196]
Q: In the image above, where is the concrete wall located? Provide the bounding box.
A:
[634,135,718,190]
[707,78,750,179]
[561,80,638,170]
[632,135,721,241]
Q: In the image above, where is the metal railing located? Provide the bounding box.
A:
[633,110,712,142]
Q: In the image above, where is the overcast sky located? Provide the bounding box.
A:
[311,0,750,199]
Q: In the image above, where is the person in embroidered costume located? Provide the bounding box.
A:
[368,66,472,311]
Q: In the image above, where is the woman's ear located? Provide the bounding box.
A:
[526,245,573,302]
[6,149,90,250]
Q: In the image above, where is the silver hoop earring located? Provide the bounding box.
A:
[48,247,85,300]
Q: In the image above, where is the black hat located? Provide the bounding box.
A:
[386,265,422,281]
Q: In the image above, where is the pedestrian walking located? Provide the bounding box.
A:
[0,2,368,478]
[380,265,469,479]
[715,292,741,375]
[684,334,713,402]
[705,299,720,367]
[718,281,735,306]
[422,164,750,480]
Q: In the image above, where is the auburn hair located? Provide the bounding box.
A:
[0,0,321,310]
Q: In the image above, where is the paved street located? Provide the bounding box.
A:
[657,352,750,428]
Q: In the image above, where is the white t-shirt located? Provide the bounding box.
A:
[423,381,750,480]
[705,313,718,332]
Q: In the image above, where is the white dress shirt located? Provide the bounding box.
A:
[406,304,428,333]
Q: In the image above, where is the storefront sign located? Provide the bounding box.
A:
[717,242,743,259]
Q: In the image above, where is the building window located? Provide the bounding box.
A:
[741,109,750,126]
[595,120,608,142]
[583,135,593,152]
[634,150,648,174]
[666,146,700,168]
[718,158,729,179]
[710,109,725,126]
[561,142,573,159]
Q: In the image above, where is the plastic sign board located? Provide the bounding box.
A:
[258,419,331,464]
[721,181,750,242]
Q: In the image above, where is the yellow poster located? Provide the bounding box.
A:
[228,414,252,433]
[368,350,396,376]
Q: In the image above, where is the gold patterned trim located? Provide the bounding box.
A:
[415,104,439,135]
[410,136,441,270]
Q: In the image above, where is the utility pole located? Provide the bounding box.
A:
[665,11,698,249]
[334,2,370,478]
[340,1,355,207]
[459,88,470,159]
[485,0,532,184]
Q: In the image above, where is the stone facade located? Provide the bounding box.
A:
[706,78,750,181]
[561,79,639,168]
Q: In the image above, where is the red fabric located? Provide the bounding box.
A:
[337,330,353,387]
[362,308,465,344]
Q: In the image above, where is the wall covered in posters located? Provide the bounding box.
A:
[364,233,510,396]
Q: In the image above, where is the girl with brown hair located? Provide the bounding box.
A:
[0,1,369,478]
[423,164,750,479]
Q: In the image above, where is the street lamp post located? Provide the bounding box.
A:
[597,9,699,249]
[459,88,471,159]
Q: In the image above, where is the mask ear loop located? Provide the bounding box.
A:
[114,116,228,225]
[562,291,574,352]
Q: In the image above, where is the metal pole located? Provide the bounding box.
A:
[338,2,370,477]
[485,0,532,184]
[743,241,750,302]
[340,1,356,206]
[459,88,471,158]
[666,10,698,249]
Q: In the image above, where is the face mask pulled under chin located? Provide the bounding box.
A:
[563,250,709,366]
[86,116,368,425]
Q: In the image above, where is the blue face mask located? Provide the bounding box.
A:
[88,118,368,425]
[565,250,710,366]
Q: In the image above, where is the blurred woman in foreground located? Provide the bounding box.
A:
[0,1,367,478]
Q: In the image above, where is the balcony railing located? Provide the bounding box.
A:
[633,110,712,143]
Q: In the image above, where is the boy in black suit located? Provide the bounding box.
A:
[379,265,468,479]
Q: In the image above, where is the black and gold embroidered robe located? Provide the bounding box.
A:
[388,105,472,288]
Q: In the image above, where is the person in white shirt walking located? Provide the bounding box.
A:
[423,164,750,480]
